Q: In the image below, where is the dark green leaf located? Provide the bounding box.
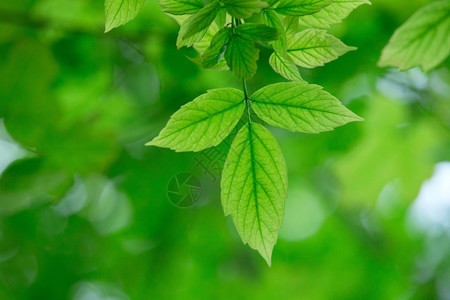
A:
[236,23,279,41]
[222,0,268,19]
[262,10,287,54]
[225,35,260,79]
[202,27,232,68]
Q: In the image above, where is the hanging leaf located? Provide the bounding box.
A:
[202,28,232,68]
[225,35,260,79]
[222,0,268,19]
[221,122,287,266]
[236,23,280,41]
[180,2,220,39]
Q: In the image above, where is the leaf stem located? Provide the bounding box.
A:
[243,79,252,123]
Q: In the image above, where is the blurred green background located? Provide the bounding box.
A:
[0,0,450,299]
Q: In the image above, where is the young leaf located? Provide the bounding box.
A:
[180,2,220,39]
[159,0,204,15]
[284,16,299,38]
[250,81,363,133]
[221,122,287,266]
[225,35,260,79]
[236,23,280,41]
[378,0,450,72]
[287,29,355,68]
[298,0,371,29]
[275,0,332,16]
[269,52,302,81]
[202,28,232,68]
[222,0,268,19]
[146,88,245,151]
[104,0,145,32]
[262,10,287,54]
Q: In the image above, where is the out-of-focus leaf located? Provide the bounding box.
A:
[378,0,450,72]
[250,81,363,133]
[146,89,245,152]
[104,0,145,32]
[221,122,287,266]
[287,29,355,68]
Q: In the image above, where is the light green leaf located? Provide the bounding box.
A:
[298,0,371,29]
[146,89,245,152]
[275,0,332,16]
[225,35,260,79]
[202,28,232,68]
[269,52,302,81]
[221,122,287,266]
[262,10,287,54]
[236,23,280,41]
[378,0,450,72]
[284,16,299,38]
[223,0,268,19]
[250,81,363,133]
[287,29,355,68]
[180,2,220,39]
[104,0,145,32]
[159,0,204,15]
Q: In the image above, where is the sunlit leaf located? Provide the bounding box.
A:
[275,0,331,16]
[250,81,363,133]
[104,0,145,32]
[221,122,287,266]
[298,0,371,29]
[287,29,355,68]
[225,35,260,79]
[146,88,245,152]
[378,0,450,72]
[262,10,287,54]
[269,52,302,81]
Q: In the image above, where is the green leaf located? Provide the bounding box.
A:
[269,52,302,81]
[284,16,299,38]
[250,81,363,133]
[222,0,268,19]
[298,0,371,29]
[262,10,287,53]
[221,122,287,266]
[236,23,280,41]
[177,15,209,48]
[146,88,245,152]
[180,2,220,39]
[159,0,204,15]
[202,28,232,68]
[275,0,332,16]
[225,35,260,79]
[378,0,450,72]
[287,29,355,68]
[104,0,145,32]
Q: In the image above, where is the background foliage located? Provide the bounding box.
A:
[0,0,449,299]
